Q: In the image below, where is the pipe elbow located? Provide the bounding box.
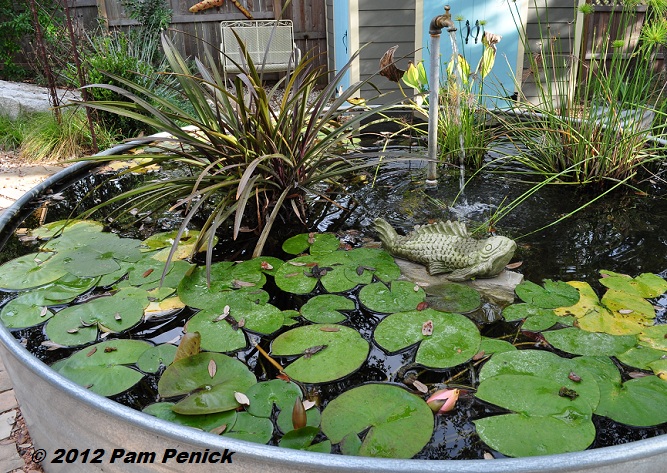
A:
[429,5,457,36]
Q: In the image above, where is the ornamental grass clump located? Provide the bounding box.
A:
[497,0,667,186]
[76,32,401,259]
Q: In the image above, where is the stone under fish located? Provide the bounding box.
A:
[374,218,516,281]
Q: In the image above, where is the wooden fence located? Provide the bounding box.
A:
[82,0,328,73]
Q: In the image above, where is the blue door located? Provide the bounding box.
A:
[333,0,351,90]
[421,0,525,107]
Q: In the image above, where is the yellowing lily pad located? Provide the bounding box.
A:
[638,325,667,351]
[600,289,656,323]
[374,308,481,369]
[271,325,369,383]
[321,384,433,458]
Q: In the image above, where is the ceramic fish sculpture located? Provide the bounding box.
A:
[374,218,516,281]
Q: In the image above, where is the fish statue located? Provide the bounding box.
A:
[374,218,516,281]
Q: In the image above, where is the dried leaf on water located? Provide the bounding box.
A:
[208,359,217,378]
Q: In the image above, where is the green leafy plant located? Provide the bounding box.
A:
[78,33,401,257]
[496,0,667,185]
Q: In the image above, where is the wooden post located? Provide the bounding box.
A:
[272,0,282,19]
[96,0,109,31]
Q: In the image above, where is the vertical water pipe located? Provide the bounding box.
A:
[426,5,457,187]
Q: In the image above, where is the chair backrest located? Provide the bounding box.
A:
[220,20,296,73]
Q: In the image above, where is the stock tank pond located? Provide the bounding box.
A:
[1,147,667,473]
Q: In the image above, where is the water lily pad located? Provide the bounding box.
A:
[177,262,267,309]
[321,384,433,458]
[45,287,150,346]
[543,327,637,357]
[143,402,236,432]
[1,293,54,328]
[31,219,104,240]
[63,248,122,277]
[53,339,151,396]
[424,283,481,313]
[223,411,273,444]
[502,303,560,331]
[282,233,340,255]
[274,256,321,294]
[279,426,330,453]
[474,412,595,457]
[374,308,481,369]
[616,346,666,370]
[0,252,68,290]
[300,295,356,324]
[158,352,256,415]
[596,375,667,426]
[514,280,580,309]
[359,281,426,313]
[27,274,99,305]
[186,309,248,353]
[599,271,667,298]
[479,337,516,355]
[271,325,369,383]
[136,343,177,373]
[233,257,285,277]
[600,289,656,324]
[648,359,667,380]
[638,325,667,351]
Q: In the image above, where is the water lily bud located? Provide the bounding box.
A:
[426,388,460,414]
[292,397,307,430]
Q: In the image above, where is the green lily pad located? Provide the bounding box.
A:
[279,426,331,453]
[648,359,667,380]
[276,401,321,435]
[300,295,356,324]
[503,303,561,331]
[136,343,178,373]
[232,257,285,277]
[359,281,426,313]
[31,219,104,240]
[27,274,99,305]
[479,350,600,411]
[186,309,247,353]
[514,280,580,309]
[158,352,256,415]
[616,346,666,370]
[374,308,481,369]
[282,233,340,255]
[143,402,236,433]
[274,256,321,295]
[271,325,369,383]
[177,262,267,309]
[596,375,667,426]
[53,339,151,396]
[344,247,402,283]
[0,252,68,290]
[63,248,122,277]
[424,283,481,313]
[321,384,433,458]
[638,325,667,351]
[223,411,273,444]
[599,271,667,298]
[474,412,595,457]
[479,337,517,355]
[543,327,637,357]
[1,293,54,328]
[45,287,150,346]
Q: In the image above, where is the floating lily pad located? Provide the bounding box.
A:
[143,402,236,432]
[638,325,667,351]
[503,303,560,331]
[321,384,433,458]
[424,283,481,313]
[186,309,248,353]
[479,337,516,355]
[279,426,331,453]
[599,271,667,298]
[648,359,667,380]
[616,346,666,370]
[595,375,667,426]
[158,352,256,415]
[271,325,369,383]
[282,233,340,255]
[30,219,104,240]
[177,262,267,309]
[274,256,321,294]
[359,281,426,313]
[46,292,147,344]
[0,252,68,290]
[514,280,580,309]
[374,308,481,369]
[233,257,285,277]
[223,411,273,444]
[300,295,356,324]
[45,287,150,346]
[1,293,54,328]
[27,274,99,305]
[543,327,637,357]
[136,343,177,373]
[53,339,151,396]
[600,289,656,324]
[474,412,595,457]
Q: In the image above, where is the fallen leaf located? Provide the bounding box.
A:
[260,261,273,270]
[412,380,428,394]
[210,424,227,435]
[234,391,250,406]
[319,326,340,332]
[39,307,48,317]
[417,301,429,311]
[302,400,316,410]
[86,347,97,357]
[422,320,434,336]
[505,261,523,270]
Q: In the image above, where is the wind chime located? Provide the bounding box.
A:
[189,0,253,18]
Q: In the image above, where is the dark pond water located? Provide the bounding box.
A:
[1,152,667,460]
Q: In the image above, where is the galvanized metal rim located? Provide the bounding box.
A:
[1,142,666,472]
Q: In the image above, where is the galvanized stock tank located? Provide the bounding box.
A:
[0,145,667,472]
